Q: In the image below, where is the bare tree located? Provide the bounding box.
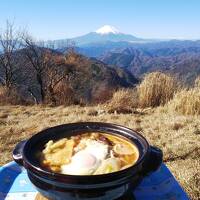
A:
[44,60,68,104]
[22,35,56,102]
[43,49,77,105]
[22,35,76,104]
[0,21,23,89]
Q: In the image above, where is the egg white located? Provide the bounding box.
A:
[84,140,108,160]
[61,140,108,175]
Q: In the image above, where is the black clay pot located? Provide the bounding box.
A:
[13,122,162,200]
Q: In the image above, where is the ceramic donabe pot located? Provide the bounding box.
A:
[13,122,162,200]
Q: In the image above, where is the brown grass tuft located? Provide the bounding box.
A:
[86,108,98,116]
[167,87,200,115]
[194,76,200,88]
[105,88,138,114]
[171,122,185,130]
[138,72,177,108]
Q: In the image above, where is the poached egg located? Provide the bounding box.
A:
[61,140,108,175]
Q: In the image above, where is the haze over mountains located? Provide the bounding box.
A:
[49,25,200,85]
[52,25,147,48]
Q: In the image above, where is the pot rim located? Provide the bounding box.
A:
[22,122,150,180]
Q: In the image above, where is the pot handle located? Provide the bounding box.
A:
[143,146,163,175]
[12,140,27,166]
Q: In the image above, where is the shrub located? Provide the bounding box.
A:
[0,86,28,105]
[86,108,98,116]
[91,83,114,104]
[49,81,77,106]
[0,87,8,104]
[138,72,177,108]
[194,76,200,88]
[167,88,200,115]
[106,88,138,114]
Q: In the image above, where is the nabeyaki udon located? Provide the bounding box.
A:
[40,133,139,175]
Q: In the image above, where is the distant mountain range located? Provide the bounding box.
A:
[101,46,200,85]
[48,25,200,85]
[51,25,200,57]
[1,25,200,87]
[48,25,154,49]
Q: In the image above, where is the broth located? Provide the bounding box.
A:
[40,132,139,175]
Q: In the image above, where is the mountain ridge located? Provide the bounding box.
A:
[46,25,146,48]
[100,46,200,85]
[0,47,138,104]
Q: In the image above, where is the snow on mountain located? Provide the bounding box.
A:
[50,25,145,49]
[95,25,120,35]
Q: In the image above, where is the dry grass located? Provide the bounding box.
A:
[194,76,200,88]
[167,87,200,115]
[138,72,177,108]
[0,105,199,199]
[105,88,138,114]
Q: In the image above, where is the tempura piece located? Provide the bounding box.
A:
[42,139,74,170]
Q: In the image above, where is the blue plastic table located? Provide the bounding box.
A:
[0,162,189,200]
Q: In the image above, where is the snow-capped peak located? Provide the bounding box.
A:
[95,25,120,35]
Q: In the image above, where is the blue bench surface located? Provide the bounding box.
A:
[0,162,189,200]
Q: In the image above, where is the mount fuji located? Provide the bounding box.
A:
[95,25,120,34]
[53,25,144,47]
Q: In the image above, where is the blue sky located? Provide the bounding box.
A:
[0,0,200,40]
